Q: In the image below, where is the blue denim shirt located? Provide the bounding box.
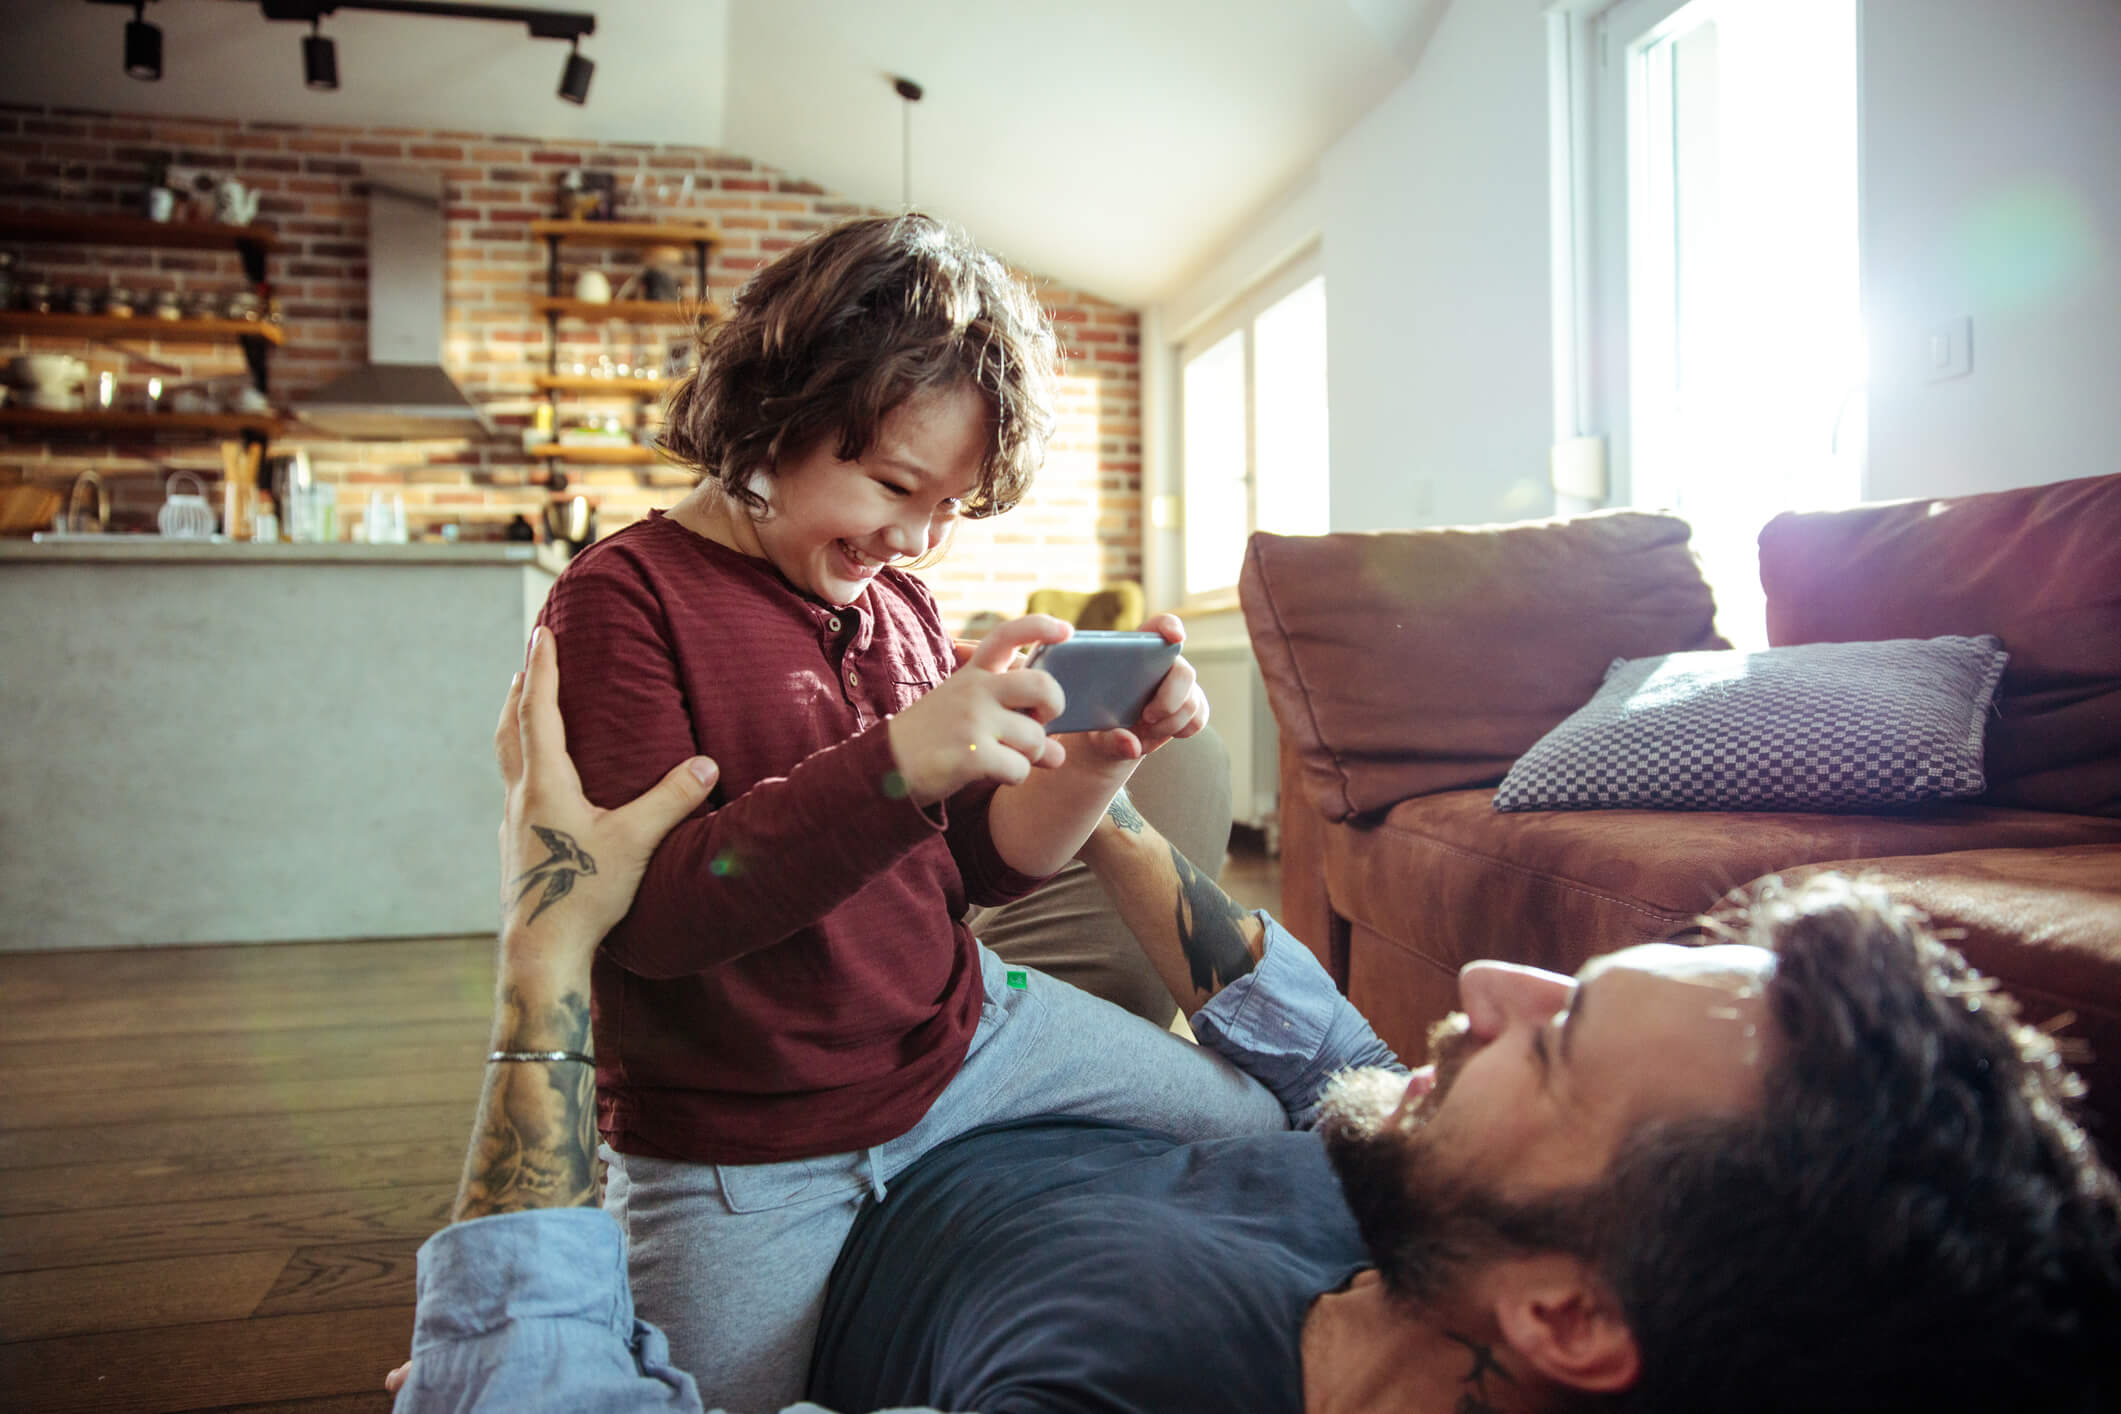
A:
[395,915,1402,1414]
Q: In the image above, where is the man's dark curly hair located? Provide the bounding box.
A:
[1591,875,2121,1413]
[658,212,1058,520]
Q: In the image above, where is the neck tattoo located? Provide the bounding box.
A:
[1443,1330,1515,1414]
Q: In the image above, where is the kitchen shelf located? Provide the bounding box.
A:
[0,408,286,438]
[0,311,286,345]
[532,373,675,395]
[1,206,282,430]
[531,221,717,477]
[529,442,667,464]
[0,211,280,254]
[532,297,716,323]
[531,219,722,248]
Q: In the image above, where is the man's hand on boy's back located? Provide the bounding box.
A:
[889,614,1072,806]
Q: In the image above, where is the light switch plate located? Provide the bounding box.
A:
[1925,317,1973,382]
[1549,435,1609,501]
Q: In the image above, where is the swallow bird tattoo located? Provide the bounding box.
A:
[507,826,598,924]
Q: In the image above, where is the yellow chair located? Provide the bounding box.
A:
[1026,582,1145,631]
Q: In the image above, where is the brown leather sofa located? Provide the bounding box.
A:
[1241,473,2121,1153]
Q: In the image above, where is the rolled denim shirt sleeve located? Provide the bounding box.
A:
[397,1209,941,1414]
[1188,913,1406,1130]
[398,1208,706,1414]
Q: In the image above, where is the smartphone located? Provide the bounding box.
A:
[1023,631,1182,735]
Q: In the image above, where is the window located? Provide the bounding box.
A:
[1576,0,1862,644]
[1179,265,1329,599]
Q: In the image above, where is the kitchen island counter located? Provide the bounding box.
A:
[6,536,565,570]
[1,538,565,950]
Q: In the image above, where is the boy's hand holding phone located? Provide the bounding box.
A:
[888,614,1071,806]
[1033,614,1209,768]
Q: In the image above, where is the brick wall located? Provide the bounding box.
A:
[0,104,1141,632]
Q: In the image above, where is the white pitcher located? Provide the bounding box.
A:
[216,178,261,226]
[157,470,218,538]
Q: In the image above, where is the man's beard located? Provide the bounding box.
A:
[1317,1010,1480,1142]
[1317,1013,1591,1306]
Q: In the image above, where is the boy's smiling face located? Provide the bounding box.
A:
[751,381,991,607]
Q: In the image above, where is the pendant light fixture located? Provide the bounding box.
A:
[893,75,923,208]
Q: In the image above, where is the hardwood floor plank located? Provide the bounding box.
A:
[0,937,488,989]
[0,1304,417,1414]
[0,1185,452,1272]
[0,991,492,1044]
[0,1022,486,1086]
[3,1139,464,1216]
[252,1241,419,1318]
[0,1249,292,1341]
[0,1101,471,1170]
[0,1069,483,1131]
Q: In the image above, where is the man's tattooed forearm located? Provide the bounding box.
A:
[1106,790,1146,834]
[504,825,598,924]
[454,987,599,1222]
[1169,843,1258,998]
[1444,1330,1515,1414]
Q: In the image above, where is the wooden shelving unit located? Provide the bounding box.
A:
[532,373,675,395]
[0,212,279,257]
[533,220,720,467]
[528,442,665,464]
[531,296,714,323]
[530,219,719,249]
[0,311,286,345]
[0,408,285,438]
[0,208,283,453]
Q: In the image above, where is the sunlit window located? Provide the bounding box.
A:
[1180,269,1329,598]
[1607,0,1862,645]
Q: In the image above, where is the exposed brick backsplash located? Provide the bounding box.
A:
[0,105,1142,632]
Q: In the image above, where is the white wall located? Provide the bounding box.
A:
[1317,0,1556,532]
[1149,0,2121,553]
[1860,0,2121,501]
[1149,0,1557,546]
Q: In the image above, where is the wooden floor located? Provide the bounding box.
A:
[0,842,1281,1412]
[0,935,494,1413]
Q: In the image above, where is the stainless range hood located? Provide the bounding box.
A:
[293,168,494,441]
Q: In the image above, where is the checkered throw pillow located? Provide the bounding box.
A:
[1493,636,2008,813]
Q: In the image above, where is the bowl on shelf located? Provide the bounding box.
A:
[10,354,86,396]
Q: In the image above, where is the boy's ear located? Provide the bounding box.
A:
[1489,1255,1641,1394]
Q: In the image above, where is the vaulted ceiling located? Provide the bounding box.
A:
[0,0,1448,303]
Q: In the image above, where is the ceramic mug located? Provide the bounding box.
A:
[573,269,612,303]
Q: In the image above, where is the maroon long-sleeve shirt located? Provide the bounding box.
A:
[538,512,1044,1164]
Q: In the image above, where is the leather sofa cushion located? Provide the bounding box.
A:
[1242,513,1725,823]
[1320,789,2121,997]
[1759,472,2121,816]
[1769,844,2121,1150]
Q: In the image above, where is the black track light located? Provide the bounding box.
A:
[303,18,338,91]
[558,37,593,104]
[123,2,161,81]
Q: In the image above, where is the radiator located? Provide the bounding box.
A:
[1189,639,1281,851]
